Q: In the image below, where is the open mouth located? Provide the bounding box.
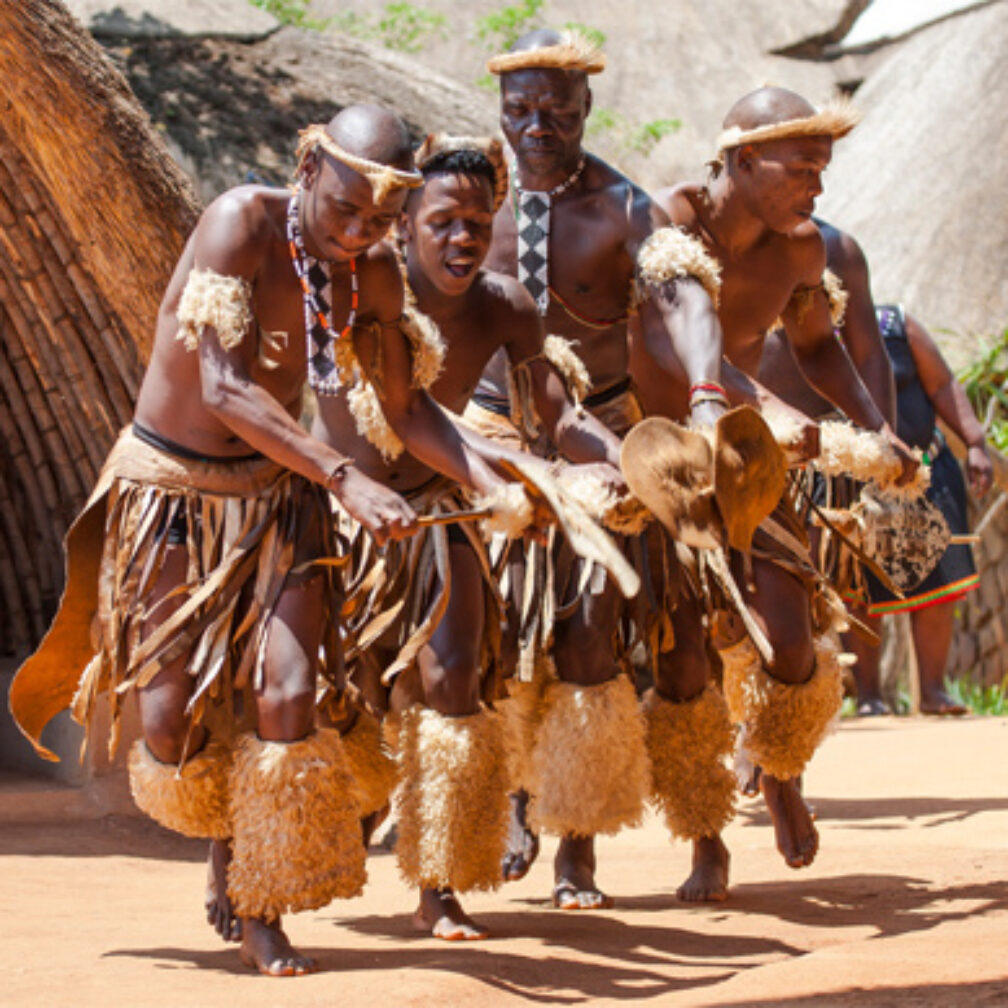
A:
[445,257,476,278]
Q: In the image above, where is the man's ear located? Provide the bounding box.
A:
[300,150,319,190]
[397,210,412,245]
[736,144,757,173]
[584,84,593,120]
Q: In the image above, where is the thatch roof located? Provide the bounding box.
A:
[0,0,200,652]
[817,1,1008,355]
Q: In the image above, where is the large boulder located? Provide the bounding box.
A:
[818,1,1008,354]
[63,0,278,40]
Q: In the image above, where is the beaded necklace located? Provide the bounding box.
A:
[286,187,358,395]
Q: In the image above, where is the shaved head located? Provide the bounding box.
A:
[325,104,413,172]
[722,87,817,132]
[510,27,566,52]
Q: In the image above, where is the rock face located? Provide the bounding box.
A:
[311,0,868,190]
[818,1,1008,350]
[62,0,278,39]
[106,27,497,200]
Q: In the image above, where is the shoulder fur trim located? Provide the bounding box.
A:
[543,335,591,402]
[716,98,860,154]
[176,267,252,351]
[635,227,722,309]
[347,380,404,461]
[822,268,848,328]
[487,30,605,75]
[401,307,446,390]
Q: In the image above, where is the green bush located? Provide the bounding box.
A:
[958,325,1008,453]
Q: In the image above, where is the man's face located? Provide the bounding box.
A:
[500,68,590,180]
[406,172,495,296]
[301,153,406,262]
[738,135,833,234]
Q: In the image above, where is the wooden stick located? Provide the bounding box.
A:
[416,508,492,528]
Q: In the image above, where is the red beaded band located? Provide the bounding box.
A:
[689,381,727,396]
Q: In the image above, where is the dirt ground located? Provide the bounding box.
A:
[2,715,1007,1007]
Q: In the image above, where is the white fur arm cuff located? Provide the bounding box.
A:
[817,421,929,495]
[634,227,722,309]
[176,267,253,352]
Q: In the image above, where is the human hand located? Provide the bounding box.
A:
[882,426,921,488]
[331,465,418,546]
[966,442,994,497]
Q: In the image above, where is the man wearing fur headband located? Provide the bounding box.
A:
[9,105,539,976]
[311,133,629,940]
[642,87,920,870]
[474,28,745,909]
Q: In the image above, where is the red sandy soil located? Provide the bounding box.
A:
[2,715,1007,1007]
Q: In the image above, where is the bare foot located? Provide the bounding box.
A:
[761,772,819,868]
[553,834,613,910]
[205,839,241,942]
[677,834,730,902]
[920,688,968,716]
[239,917,316,976]
[502,790,540,882]
[412,887,488,940]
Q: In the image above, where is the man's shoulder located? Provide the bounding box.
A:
[202,184,283,238]
[474,268,538,322]
[651,183,703,229]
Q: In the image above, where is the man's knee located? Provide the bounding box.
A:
[767,632,815,685]
[655,641,709,702]
[142,711,200,765]
[421,646,480,715]
[256,678,316,740]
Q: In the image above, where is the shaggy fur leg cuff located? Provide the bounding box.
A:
[721,635,846,780]
[227,730,366,922]
[128,737,231,839]
[499,654,554,791]
[341,710,399,817]
[527,675,650,837]
[395,707,509,893]
[643,686,737,841]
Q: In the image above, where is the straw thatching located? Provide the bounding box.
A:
[0,0,200,653]
[817,1,1008,353]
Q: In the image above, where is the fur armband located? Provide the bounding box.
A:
[822,269,848,328]
[176,267,253,351]
[401,307,446,390]
[344,312,445,463]
[507,335,593,440]
[634,227,722,310]
[818,420,929,496]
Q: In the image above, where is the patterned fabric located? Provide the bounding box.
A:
[516,190,551,312]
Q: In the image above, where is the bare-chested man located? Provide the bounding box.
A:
[11,105,541,976]
[643,87,918,869]
[311,134,628,940]
[471,29,740,908]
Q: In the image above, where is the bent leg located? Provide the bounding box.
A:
[231,572,364,976]
[722,557,844,869]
